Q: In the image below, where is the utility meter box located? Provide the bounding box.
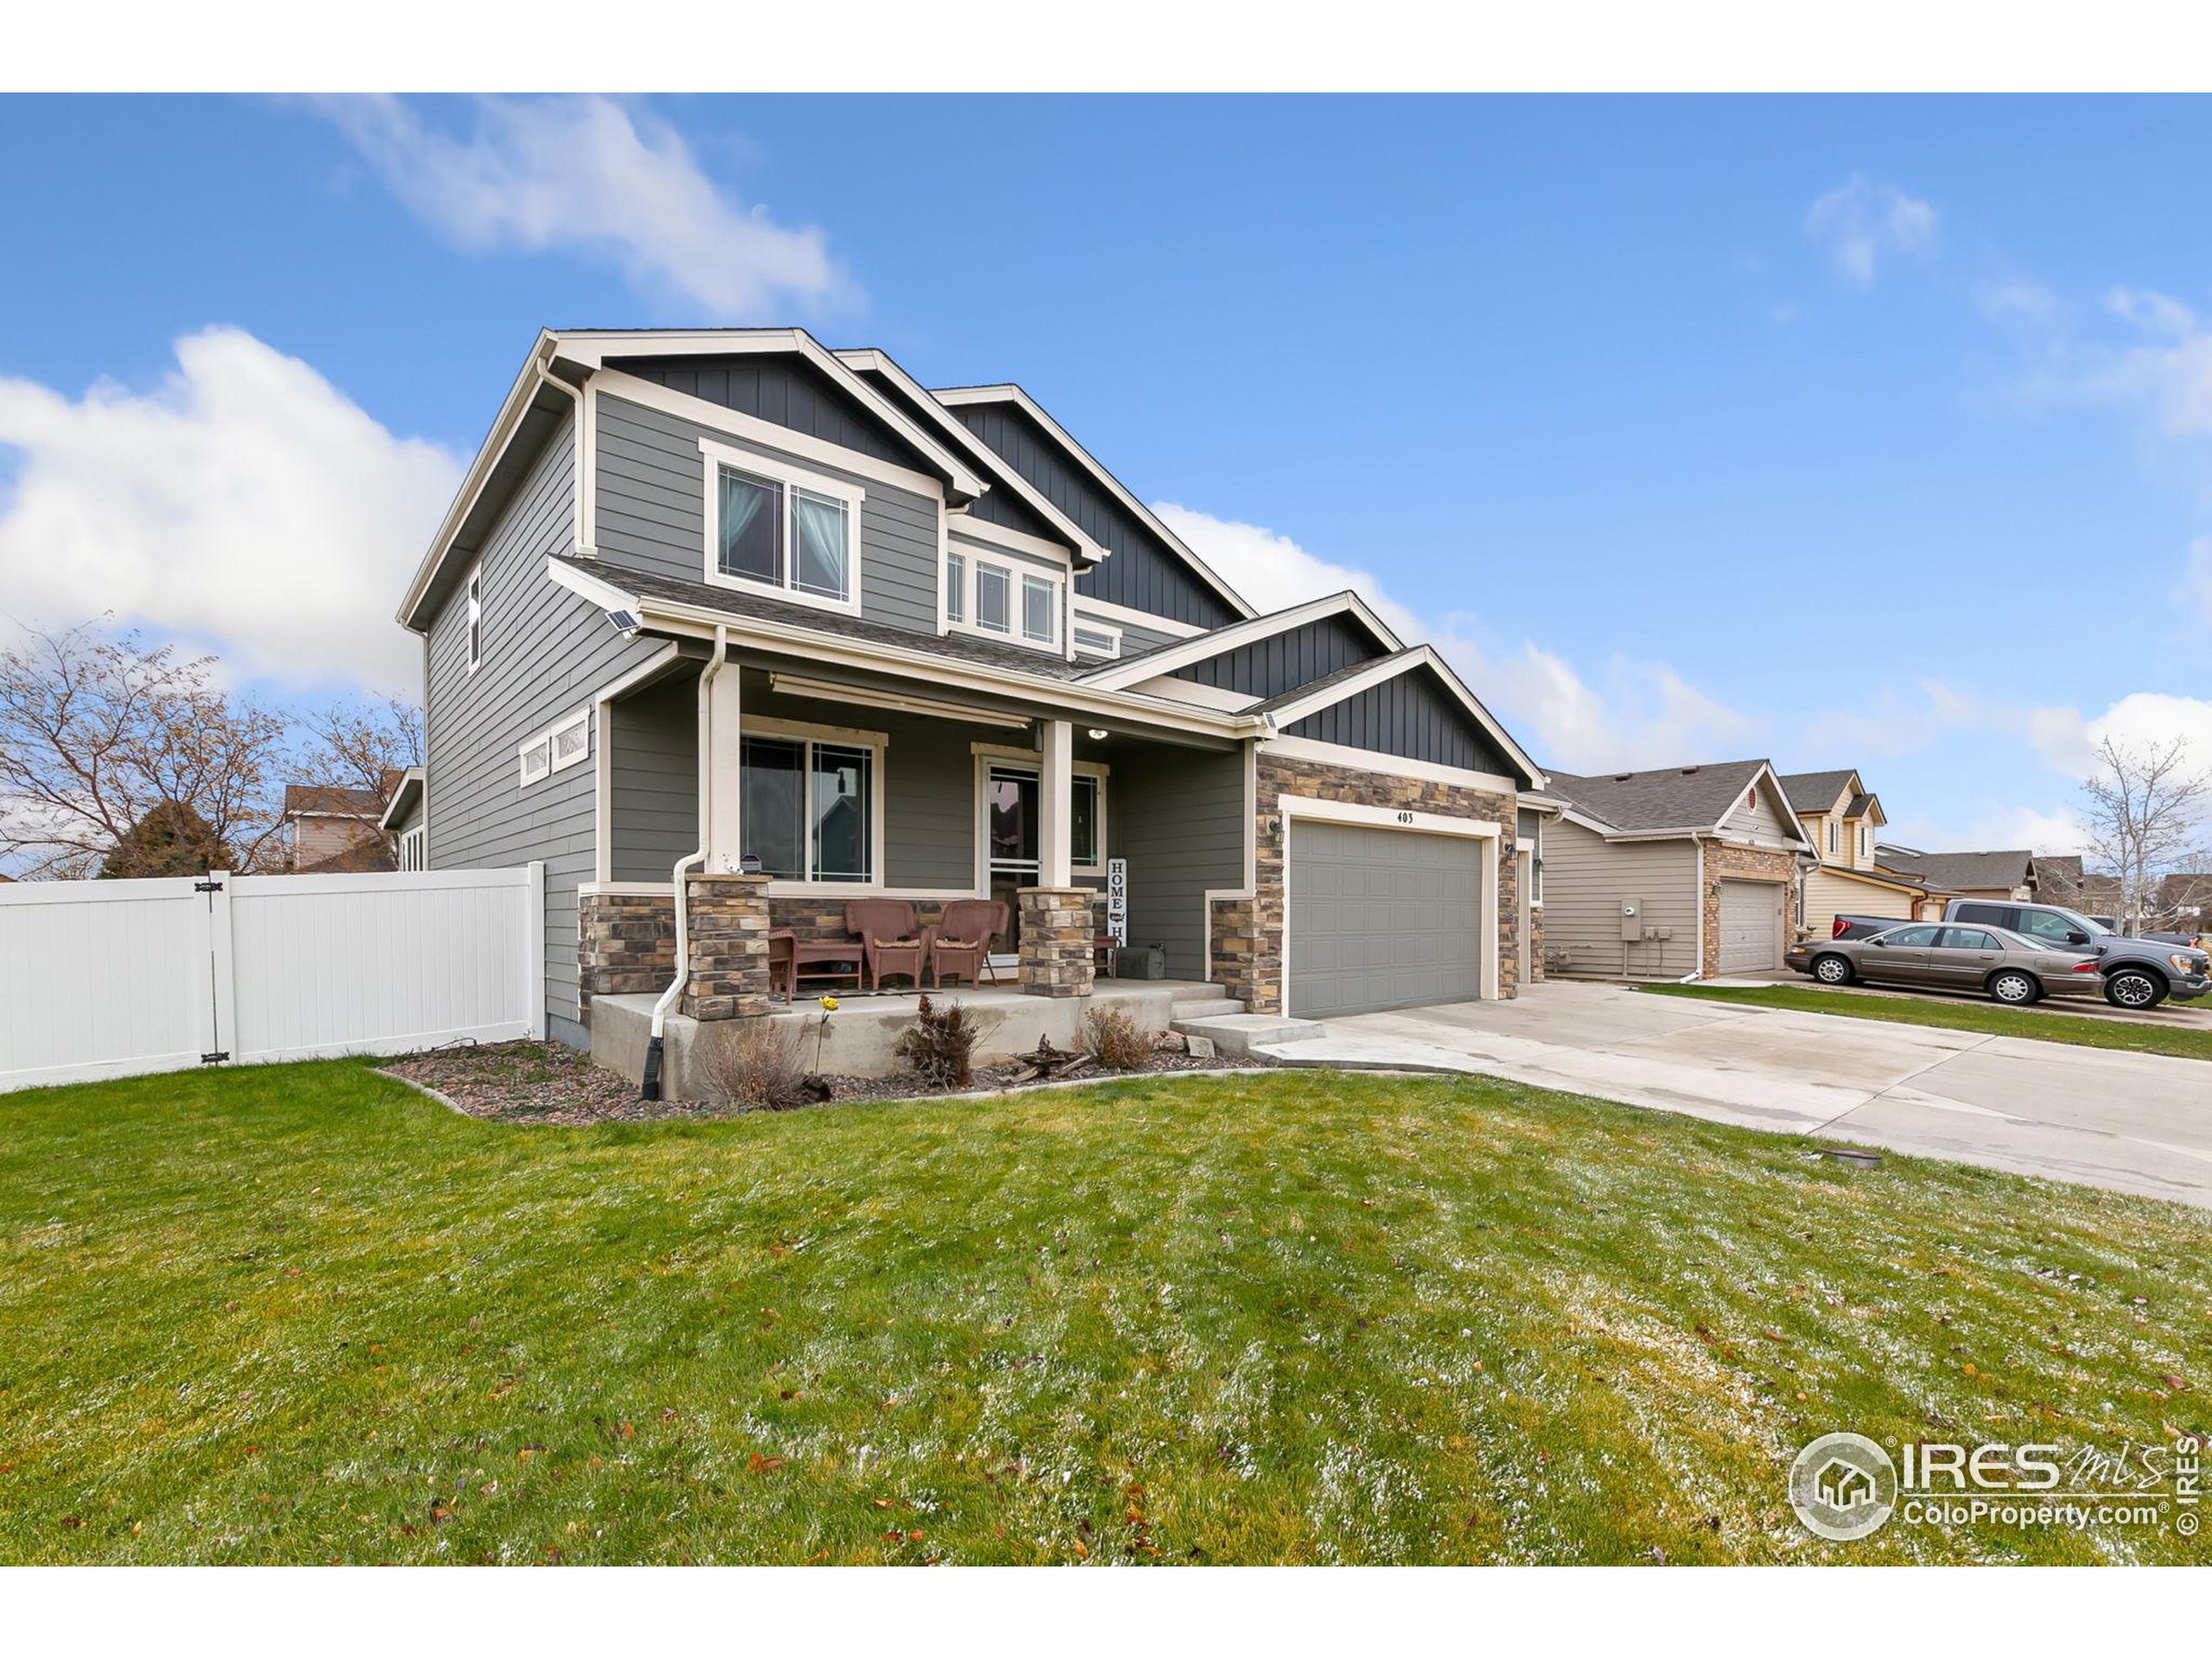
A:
[1619,899,1643,942]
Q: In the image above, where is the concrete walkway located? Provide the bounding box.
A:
[1261,982,2212,1210]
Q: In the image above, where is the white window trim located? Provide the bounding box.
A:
[519,707,591,789]
[740,715,889,894]
[465,563,484,676]
[1071,619,1123,660]
[970,744,1110,887]
[948,550,1065,655]
[699,435,865,618]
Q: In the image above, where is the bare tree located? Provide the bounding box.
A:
[296,695,423,798]
[2078,735,2210,932]
[0,620,293,879]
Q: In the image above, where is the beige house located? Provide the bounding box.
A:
[1540,760,1812,979]
[1780,769,1948,935]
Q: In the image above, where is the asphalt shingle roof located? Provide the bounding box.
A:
[1777,768,1859,812]
[283,784,390,818]
[1893,849,2036,892]
[1545,759,1771,835]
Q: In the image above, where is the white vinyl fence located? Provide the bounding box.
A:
[0,864,544,1093]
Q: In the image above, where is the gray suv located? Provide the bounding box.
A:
[1948,900,2210,1009]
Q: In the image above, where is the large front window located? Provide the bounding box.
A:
[741,735,873,882]
[987,763,1102,873]
[708,450,861,610]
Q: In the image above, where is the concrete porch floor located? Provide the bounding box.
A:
[591,978,1231,1099]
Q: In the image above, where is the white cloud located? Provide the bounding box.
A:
[1796,678,2019,761]
[2029,690,2212,779]
[1152,502,1755,772]
[315,95,855,320]
[1803,175,1938,288]
[0,327,460,696]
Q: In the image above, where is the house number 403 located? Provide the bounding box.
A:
[1395,810,1415,823]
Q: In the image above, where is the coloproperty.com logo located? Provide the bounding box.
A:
[1788,1430,2202,1541]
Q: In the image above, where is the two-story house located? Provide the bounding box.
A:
[1781,768,1951,934]
[391,328,1547,1057]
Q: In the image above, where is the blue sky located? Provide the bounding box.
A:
[2,93,2209,851]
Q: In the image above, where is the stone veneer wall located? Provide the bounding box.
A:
[1017,887,1096,997]
[578,893,676,1014]
[1224,753,1521,1017]
[1528,905,1546,983]
[1700,842,1799,979]
[682,873,772,1020]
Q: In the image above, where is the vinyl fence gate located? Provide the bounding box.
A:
[0,864,544,1093]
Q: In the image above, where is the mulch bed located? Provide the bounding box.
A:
[380,1039,1270,1126]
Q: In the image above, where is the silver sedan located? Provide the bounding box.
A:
[1784,922,2104,1007]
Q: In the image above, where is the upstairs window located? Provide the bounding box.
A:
[945,550,967,623]
[704,445,862,613]
[1827,817,1838,855]
[466,565,483,673]
[951,550,1066,654]
[1072,620,1122,659]
[976,563,1011,633]
[1021,574,1058,645]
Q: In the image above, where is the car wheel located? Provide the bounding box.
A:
[2104,969,2167,1010]
[1988,970,2039,1007]
[1811,954,1853,986]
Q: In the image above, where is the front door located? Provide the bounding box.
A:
[985,763,1039,963]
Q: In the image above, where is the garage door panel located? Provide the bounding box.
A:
[1718,879,1783,975]
[1288,821,1485,1018]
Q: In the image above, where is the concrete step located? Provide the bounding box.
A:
[1171,1012,1329,1058]
[1166,996,1246,1020]
[1166,981,1235,1004]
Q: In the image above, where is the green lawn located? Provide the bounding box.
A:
[1643,981,2212,1062]
[3,1062,2207,1565]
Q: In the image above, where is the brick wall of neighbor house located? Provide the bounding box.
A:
[578,892,677,1010]
[1221,753,1520,1016]
[1699,842,1798,978]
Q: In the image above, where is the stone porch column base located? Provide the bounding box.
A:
[1017,887,1096,998]
[683,872,773,1020]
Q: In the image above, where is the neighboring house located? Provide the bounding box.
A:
[1781,769,1949,934]
[394,327,1548,1046]
[1879,846,2036,905]
[2032,854,2123,923]
[380,767,427,872]
[2152,871,2212,936]
[1539,760,1810,979]
[282,775,401,873]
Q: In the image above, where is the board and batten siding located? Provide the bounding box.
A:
[594,391,944,635]
[424,410,670,1046]
[1087,610,1182,658]
[1287,666,1521,778]
[609,354,939,476]
[1538,818,1700,980]
[1175,613,1381,700]
[949,400,1242,631]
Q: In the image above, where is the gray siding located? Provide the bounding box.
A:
[595,391,944,635]
[423,410,670,1046]
[1114,746,1247,980]
[608,675,699,883]
[950,400,1241,629]
[1289,665,1521,778]
[1539,818,1700,980]
[1176,614,1382,699]
[392,797,424,838]
[1721,779,1793,841]
[611,354,939,478]
[1090,612,1182,658]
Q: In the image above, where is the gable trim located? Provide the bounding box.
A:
[836,350,1106,564]
[931,383,1254,620]
[1085,589,1402,691]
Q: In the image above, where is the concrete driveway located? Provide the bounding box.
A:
[1267,982,2212,1210]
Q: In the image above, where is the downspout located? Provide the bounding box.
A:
[528,356,588,556]
[1679,834,1706,983]
[642,623,729,1102]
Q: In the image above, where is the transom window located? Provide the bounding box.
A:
[1071,620,1122,659]
[741,735,874,883]
[702,442,863,613]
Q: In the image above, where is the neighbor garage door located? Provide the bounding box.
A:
[1717,879,1783,974]
[1287,821,1483,1017]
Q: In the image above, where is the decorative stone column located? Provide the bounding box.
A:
[683,872,773,1020]
[1017,887,1095,998]
[578,891,677,1014]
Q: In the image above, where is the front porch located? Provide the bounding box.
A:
[577,645,1255,1032]
[588,976,1238,1097]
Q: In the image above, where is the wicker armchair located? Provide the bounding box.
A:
[928,898,1008,989]
[843,898,926,991]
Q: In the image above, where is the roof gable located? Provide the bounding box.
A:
[1777,768,1862,814]
[611,352,944,480]
[1173,612,1387,699]
[1548,760,1785,836]
[1285,658,1525,779]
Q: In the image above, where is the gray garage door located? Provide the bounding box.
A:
[1288,821,1483,1017]
[1717,879,1783,974]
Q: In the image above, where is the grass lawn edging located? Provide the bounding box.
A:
[1642,982,2212,1063]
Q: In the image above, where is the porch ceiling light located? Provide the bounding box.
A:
[767,673,1030,730]
[1086,728,1109,741]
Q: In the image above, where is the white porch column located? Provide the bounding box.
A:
[704,645,745,873]
[1039,718,1074,888]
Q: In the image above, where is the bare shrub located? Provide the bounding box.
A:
[698,1016,810,1111]
[894,994,981,1090]
[1081,1005,1153,1071]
